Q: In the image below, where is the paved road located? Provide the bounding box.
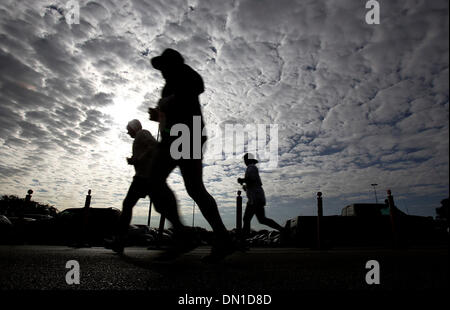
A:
[0,245,448,306]
[0,245,447,290]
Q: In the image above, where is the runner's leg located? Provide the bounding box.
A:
[148,146,183,231]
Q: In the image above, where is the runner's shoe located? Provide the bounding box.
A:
[104,236,125,255]
[154,227,200,261]
[202,237,236,263]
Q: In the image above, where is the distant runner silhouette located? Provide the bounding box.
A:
[238,153,284,241]
[106,119,157,254]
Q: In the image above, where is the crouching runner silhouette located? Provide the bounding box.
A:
[148,48,234,262]
[106,119,157,254]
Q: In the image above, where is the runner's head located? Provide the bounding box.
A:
[243,153,258,166]
[126,119,142,138]
[151,48,184,79]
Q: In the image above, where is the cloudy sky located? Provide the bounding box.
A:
[0,0,448,230]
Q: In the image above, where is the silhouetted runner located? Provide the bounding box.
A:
[238,153,284,241]
[106,119,157,254]
[148,48,234,262]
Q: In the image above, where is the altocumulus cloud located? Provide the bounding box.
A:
[0,0,448,230]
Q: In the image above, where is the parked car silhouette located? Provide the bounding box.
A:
[0,215,13,243]
[126,224,155,246]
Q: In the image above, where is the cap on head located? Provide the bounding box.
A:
[151,48,184,71]
[244,153,258,164]
[127,119,142,133]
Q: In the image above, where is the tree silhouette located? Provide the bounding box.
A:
[0,195,59,217]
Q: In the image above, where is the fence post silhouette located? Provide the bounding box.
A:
[81,189,91,247]
[150,127,160,232]
[147,200,152,227]
[20,189,33,219]
[236,190,242,234]
[192,201,196,227]
[387,189,398,246]
[84,189,92,209]
[25,189,33,202]
[317,192,323,249]
[158,214,165,245]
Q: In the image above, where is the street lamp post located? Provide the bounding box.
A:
[371,183,378,204]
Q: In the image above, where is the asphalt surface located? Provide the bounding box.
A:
[0,245,448,306]
[0,245,447,290]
